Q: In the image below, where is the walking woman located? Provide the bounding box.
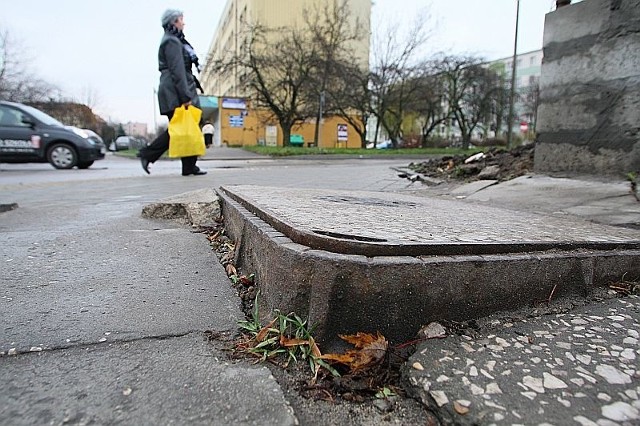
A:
[139,9,206,176]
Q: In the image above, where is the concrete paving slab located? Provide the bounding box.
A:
[0,206,240,355]
[217,185,640,347]
[404,296,640,426]
[0,334,297,426]
[464,175,640,228]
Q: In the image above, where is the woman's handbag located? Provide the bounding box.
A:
[168,105,206,158]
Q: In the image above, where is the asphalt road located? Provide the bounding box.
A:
[0,152,418,425]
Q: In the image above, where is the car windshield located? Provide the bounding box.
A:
[20,105,64,127]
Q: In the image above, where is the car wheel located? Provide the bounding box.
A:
[47,143,77,169]
[77,161,94,169]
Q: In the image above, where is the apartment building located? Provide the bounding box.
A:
[199,0,372,148]
[202,0,371,97]
[490,49,543,129]
[122,122,148,138]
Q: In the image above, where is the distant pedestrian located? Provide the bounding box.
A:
[138,9,206,176]
[202,121,214,148]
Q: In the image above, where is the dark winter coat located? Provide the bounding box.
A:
[156,31,200,116]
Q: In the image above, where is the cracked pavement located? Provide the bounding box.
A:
[0,161,298,425]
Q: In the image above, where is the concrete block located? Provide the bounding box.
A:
[543,0,610,46]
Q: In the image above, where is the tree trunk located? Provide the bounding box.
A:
[281,124,292,147]
[462,134,471,150]
[359,131,367,149]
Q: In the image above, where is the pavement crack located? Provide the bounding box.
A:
[1,330,227,358]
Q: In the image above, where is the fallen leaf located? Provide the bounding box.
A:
[221,251,235,264]
[309,336,322,358]
[279,335,309,347]
[225,264,237,276]
[320,332,388,372]
[239,275,254,286]
[256,318,277,342]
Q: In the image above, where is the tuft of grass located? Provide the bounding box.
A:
[236,293,339,378]
[375,386,397,399]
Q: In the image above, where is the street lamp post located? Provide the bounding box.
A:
[506,0,520,148]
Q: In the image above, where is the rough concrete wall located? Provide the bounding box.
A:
[535,0,640,176]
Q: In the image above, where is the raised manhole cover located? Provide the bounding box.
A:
[219,185,640,256]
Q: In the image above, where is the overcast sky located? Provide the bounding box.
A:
[1,0,571,129]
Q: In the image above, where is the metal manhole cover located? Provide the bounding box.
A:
[315,195,418,208]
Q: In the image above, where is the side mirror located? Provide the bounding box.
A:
[21,117,36,128]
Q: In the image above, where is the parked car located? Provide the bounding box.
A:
[0,101,106,169]
[114,135,134,151]
[366,140,392,149]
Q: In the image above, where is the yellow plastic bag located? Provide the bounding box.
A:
[168,105,206,158]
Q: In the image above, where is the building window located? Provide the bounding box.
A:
[530,56,536,66]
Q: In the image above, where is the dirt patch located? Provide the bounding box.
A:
[407,144,535,183]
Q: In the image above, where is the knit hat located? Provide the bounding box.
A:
[161,9,183,28]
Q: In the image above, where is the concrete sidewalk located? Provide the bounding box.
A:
[0,188,296,425]
[455,175,640,230]
[200,146,269,161]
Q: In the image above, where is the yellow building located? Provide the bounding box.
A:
[200,0,371,148]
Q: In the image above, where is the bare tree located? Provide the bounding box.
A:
[211,24,317,146]
[369,11,432,148]
[439,56,502,149]
[80,85,102,110]
[520,81,540,133]
[304,0,364,146]
[410,65,450,147]
[325,61,371,148]
[0,28,59,103]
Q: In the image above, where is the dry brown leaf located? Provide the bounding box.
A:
[309,336,322,358]
[221,251,235,264]
[206,231,220,241]
[225,264,237,276]
[239,275,254,286]
[279,335,309,347]
[255,318,277,342]
[320,332,388,372]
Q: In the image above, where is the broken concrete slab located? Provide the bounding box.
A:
[141,188,220,227]
[403,296,640,425]
[0,334,298,426]
[217,185,640,347]
[465,175,640,229]
[450,180,498,198]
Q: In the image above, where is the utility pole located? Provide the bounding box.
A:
[506,0,520,148]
